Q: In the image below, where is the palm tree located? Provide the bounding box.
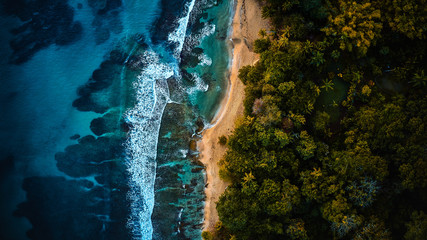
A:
[259,29,267,38]
[310,51,325,67]
[409,70,427,87]
[321,79,335,91]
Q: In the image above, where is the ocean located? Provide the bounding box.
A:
[0,0,233,239]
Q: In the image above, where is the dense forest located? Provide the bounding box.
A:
[203,0,427,239]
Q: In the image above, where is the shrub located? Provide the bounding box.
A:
[218,135,228,145]
[201,231,213,240]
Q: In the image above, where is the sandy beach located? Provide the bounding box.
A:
[198,0,269,232]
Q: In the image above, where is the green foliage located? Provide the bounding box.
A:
[330,141,388,181]
[409,70,427,87]
[254,38,271,53]
[322,195,362,237]
[296,130,317,160]
[354,217,391,240]
[278,81,296,93]
[346,177,379,208]
[399,158,427,189]
[261,0,300,27]
[322,0,383,56]
[218,135,228,145]
[313,111,331,135]
[217,187,286,239]
[258,179,300,216]
[300,168,341,202]
[320,79,334,91]
[217,187,256,238]
[202,231,213,240]
[286,219,309,240]
[405,211,427,240]
[310,51,325,67]
[331,214,361,238]
[382,0,427,39]
[213,0,427,239]
[205,222,233,240]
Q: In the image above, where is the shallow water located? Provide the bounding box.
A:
[0,0,232,239]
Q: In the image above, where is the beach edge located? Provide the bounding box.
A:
[198,0,269,233]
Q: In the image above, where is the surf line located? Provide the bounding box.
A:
[125,0,197,239]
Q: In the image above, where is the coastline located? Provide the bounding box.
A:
[198,0,269,232]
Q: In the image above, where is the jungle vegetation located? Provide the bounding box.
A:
[203,0,427,239]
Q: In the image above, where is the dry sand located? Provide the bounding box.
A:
[198,0,269,232]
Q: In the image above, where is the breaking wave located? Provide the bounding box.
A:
[125,51,173,239]
[168,0,196,58]
[125,0,201,238]
[198,53,212,66]
[124,0,224,238]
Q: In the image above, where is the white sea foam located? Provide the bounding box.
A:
[200,23,216,38]
[182,23,216,54]
[178,207,183,219]
[198,53,212,66]
[187,73,209,105]
[126,0,210,238]
[168,0,196,58]
[189,73,209,92]
[125,51,173,240]
[193,73,209,92]
[179,149,188,158]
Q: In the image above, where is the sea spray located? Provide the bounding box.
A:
[125,51,173,239]
[188,73,209,105]
[198,53,213,66]
[125,0,198,237]
[125,0,233,238]
[0,0,233,238]
[168,0,196,58]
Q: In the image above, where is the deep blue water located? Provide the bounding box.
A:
[0,0,232,239]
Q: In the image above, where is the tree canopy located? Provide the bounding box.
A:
[204,0,427,239]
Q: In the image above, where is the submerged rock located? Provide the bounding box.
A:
[90,111,121,136]
[88,0,124,45]
[15,176,130,239]
[3,0,82,64]
[189,139,198,152]
[55,135,125,178]
[69,134,81,140]
[195,117,205,133]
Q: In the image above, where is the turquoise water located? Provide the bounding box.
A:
[186,0,233,120]
[152,1,234,238]
[0,0,232,239]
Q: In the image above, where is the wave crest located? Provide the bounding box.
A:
[125,51,173,239]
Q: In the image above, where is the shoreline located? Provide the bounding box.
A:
[198,0,269,232]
